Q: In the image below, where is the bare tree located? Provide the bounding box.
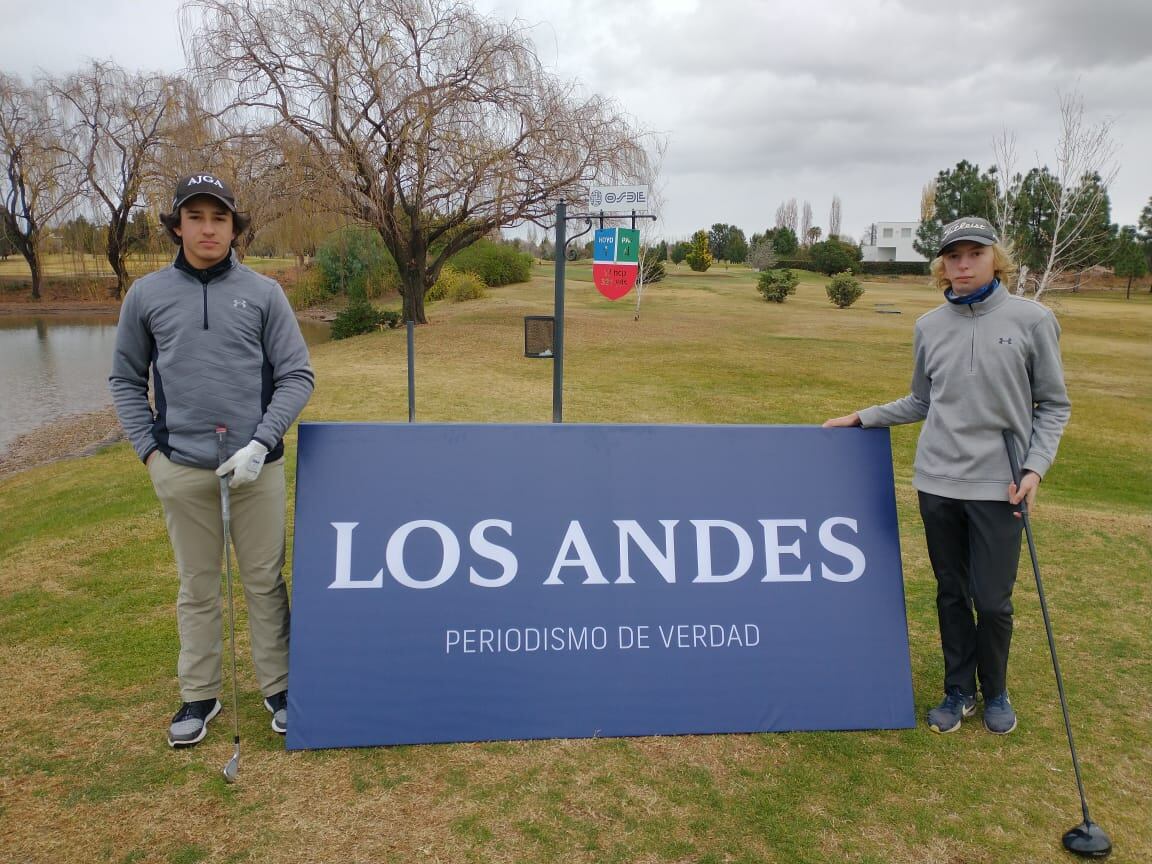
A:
[828,195,842,239]
[50,62,182,297]
[991,129,1018,238]
[0,73,82,299]
[1024,91,1119,300]
[775,198,798,234]
[184,0,648,323]
[800,201,812,247]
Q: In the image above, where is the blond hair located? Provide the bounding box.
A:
[929,241,1018,292]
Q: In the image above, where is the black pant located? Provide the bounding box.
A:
[918,492,1023,699]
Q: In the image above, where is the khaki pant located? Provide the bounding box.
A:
[149,452,291,702]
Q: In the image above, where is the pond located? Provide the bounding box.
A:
[0,314,330,456]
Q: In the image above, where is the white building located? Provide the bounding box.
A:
[860,221,927,263]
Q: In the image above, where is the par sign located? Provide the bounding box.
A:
[593,227,640,300]
[286,422,915,749]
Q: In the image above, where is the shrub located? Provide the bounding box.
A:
[434,266,488,302]
[860,260,929,276]
[774,256,820,272]
[826,271,865,308]
[809,237,862,275]
[284,270,329,311]
[757,268,799,303]
[449,240,532,286]
[315,227,397,298]
[330,297,401,339]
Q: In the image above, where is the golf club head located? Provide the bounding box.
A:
[222,750,240,784]
[1062,820,1111,858]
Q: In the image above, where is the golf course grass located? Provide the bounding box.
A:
[2,262,1149,863]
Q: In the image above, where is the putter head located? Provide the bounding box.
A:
[223,750,240,784]
[1063,820,1112,858]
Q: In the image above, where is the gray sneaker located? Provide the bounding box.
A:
[983,692,1017,734]
[927,687,976,734]
[168,698,221,748]
[264,690,287,735]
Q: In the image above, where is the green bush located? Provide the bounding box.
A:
[826,271,865,308]
[809,237,862,275]
[435,266,488,302]
[330,298,401,339]
[449,240,532,286]
[774,256,820,272]
[284,270,329,311]
[860,260,929,276]
[315,227,398,298]
[757,268,799,303]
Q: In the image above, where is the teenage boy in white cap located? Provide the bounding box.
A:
[824,216,1070,735]
[110,173,314,746]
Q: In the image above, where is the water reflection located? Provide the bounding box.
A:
[0,314,329,455]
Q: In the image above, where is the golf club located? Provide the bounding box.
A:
[217,427,241,784]
[1003,430,1111,858]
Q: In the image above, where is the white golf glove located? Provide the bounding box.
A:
[216,439,268,488]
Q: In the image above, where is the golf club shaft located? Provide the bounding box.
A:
[1002,431,1090,823]
[217,429,241,765]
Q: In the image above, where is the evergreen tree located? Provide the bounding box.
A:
[771,226,798,256]
[685,230,713,272]
[914,160,998,259]
[1113,226,1148,298]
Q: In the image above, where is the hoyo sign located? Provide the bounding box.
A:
[592,227,640,300]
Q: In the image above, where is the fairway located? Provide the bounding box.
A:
[2,263,1149,863]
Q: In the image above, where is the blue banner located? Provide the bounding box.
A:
[593,228,617,262]
[287,423,914,749]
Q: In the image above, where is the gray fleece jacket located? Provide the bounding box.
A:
[858,285,1070,501]
[109,251,314,470]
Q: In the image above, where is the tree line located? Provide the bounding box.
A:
[1,0,650,321]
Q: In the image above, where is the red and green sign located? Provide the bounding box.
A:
[592,228,640,300]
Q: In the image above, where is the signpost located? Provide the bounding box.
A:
[547,190,657,418]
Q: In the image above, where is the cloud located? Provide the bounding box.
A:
[3,0,1150,235]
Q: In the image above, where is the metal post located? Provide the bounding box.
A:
[553,201,566,423]
[406,320,415,422]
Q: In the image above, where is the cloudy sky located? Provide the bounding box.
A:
[3,0,1150,241]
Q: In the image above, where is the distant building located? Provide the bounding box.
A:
[860,221,927,263]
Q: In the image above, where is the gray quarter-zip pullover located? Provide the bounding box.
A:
[110,251,314,469]
[858,285,1070,500]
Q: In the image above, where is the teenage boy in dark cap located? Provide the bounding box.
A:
[824,216,1070,735]
[110,173,314,747]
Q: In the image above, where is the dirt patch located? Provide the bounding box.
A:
[0,408,125,477]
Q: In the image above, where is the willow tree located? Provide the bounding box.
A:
[184,0,648,323]
[0,73,81,299]
[50,61,182,297]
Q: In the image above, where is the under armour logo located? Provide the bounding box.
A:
[999,337,1013,344]
[233,299,248,309]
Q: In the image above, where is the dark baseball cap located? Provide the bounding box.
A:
[172,173,237,212]
[938,217,997,255]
